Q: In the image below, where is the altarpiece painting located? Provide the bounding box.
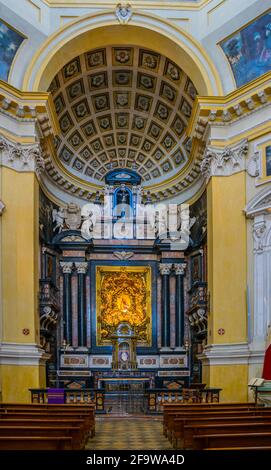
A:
[96,266,152,346]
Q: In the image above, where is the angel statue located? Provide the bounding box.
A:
[52,207,65,233]
[81,203,101,240]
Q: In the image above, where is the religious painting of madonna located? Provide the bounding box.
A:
[96,266,152,346]
[221,10,271,87]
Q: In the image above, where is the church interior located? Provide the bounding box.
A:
[0,0,271,452]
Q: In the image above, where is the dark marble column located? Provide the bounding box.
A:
[159,263,172,348]
[60,261,73,345]
[173,263,186,348]
[75,262,88,347]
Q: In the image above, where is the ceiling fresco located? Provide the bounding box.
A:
[49,46,197,185]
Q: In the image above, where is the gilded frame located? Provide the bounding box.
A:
[96,265,152,346]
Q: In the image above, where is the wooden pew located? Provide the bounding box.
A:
[166,408,271,440]
[171,414,271,448]
[0,411,93,439]
[163,403,257,436]
[0,418,87,445]
[0,436,73,450]
[0,425,83,450]
[184,422,271,449]
[205,447,271,450]
[0,403,96,450]
[0,409,94,436]
[194,432,271,450]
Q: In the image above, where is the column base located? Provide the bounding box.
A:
[0,342,49,402]
[198,342,250,402]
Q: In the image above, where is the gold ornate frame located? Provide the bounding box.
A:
[96,265,152,346]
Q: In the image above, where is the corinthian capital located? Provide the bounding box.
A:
[60,261,73,274]
[173,263,186,275]
[201,139,248,180]
[75,262,88,274]
[159,263,172,275]
[0,134,44,175]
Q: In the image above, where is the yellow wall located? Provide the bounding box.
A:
[1,167,40,343]
[203,171,248,401]
[0,364,46,403]
[0,166,45,402]
[203,364,248,402]
[207,172,247,344]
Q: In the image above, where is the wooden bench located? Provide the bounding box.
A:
[0,425,83,450]
[166,408,271,440]
[194,432,271,450]
[171,414,271,448]
[163,403,257,436]
[185,422,271,450]
[0,409,94,436]
[205,447,271,450]
[0,436,73,450]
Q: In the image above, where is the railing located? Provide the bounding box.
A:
[29,388,104,410]
[30,386,221,414]
[144,387,221,413]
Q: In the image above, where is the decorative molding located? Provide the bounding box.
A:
[61,235,85,242]
[89,355,111,368]
[60,261,73,274]
[0,134,45,175]
[0,200,6,215]
[160,354,187,368]
[60,354,88,368]
[246,186,271,218]
[159,263,172,275]
[0,342,49,365]
[113,251,134,260]
[253,217,267,254]
[75,262,88,274]
[115,3,132,24]
[198,342,250,365]
[250,213,271,350]
[173,263,186,275]
[246,151,260,177]
[201,139,248,180]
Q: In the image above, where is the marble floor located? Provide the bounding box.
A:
[86,417,173,450]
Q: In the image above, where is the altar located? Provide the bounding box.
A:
[97,377,150,392]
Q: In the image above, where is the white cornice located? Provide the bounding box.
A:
[0,342,50,365]
[198,342,251,365]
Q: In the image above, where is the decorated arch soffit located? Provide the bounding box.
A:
[48,46,197,186]
[6,7,224,203]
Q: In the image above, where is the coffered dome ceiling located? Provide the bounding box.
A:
[48,46,197,187]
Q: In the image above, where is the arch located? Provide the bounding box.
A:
[245,185,271,217]
[20,10,223,96]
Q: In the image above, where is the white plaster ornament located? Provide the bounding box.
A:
[115,3,132,24]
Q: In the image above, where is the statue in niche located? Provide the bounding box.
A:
[115,184,131,217]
